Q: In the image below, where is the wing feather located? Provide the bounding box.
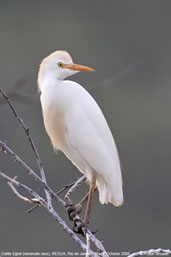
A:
[63,81,123,205]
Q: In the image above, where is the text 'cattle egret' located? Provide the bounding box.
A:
[38,50,123,230]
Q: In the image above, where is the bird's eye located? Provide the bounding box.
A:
[58,62,64,68]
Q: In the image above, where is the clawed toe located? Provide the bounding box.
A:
[91,229,98,235]
[66,204,82,221]
[66,205,76,221]
[73,219,87,236]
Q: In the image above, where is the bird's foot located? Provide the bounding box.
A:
[73,218,88,236]
[73,215,91,236]
[73,219,98,236]
[66,203,82,221]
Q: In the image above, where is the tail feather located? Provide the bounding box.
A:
[96,175,123,206]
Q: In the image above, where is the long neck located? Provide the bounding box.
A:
[39,77,75,116]
[40,75,63,107]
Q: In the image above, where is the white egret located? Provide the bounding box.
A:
[38,50,123,229]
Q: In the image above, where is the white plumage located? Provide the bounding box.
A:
[38,50,123,207]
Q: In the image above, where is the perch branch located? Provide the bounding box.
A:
[86,233,91,257]
[87,231,108,256]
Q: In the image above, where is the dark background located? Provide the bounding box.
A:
[0,0,171,254]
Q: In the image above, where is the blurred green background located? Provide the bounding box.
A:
[0,0,171,254]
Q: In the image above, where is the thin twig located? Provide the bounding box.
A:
[56,181,76,195]
[0,172,46,206]
[27,179,79,213]
[8,176,34,203]
[27,203,41,213]
[65,175,86,202]
[8,179,40,204]
[0,87,51,207]
[128,248,171,257]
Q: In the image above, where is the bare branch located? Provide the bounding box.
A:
[27,178,80,213]
[87,231,108,257]
[8,183,33,203]
[7,176,34,203]
[86,233,91,257]
[0,171,46,206]
[0,87,51,207]
[56,181,77,195]
[65,175,86,204]
[0,140,64,206]
[7,176,40,204]
[27,203,41,213]
[128,248,171,257]
[27,180,78,213]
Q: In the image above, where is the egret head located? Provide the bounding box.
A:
[38,50,94,90]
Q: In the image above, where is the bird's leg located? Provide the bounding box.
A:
[83,178,96,227]
[74,177,96,235]
[76,192,89,211]
[71,187,97,217]
[67,192,89,221]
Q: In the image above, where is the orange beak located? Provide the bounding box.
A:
[63,63,94,72]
